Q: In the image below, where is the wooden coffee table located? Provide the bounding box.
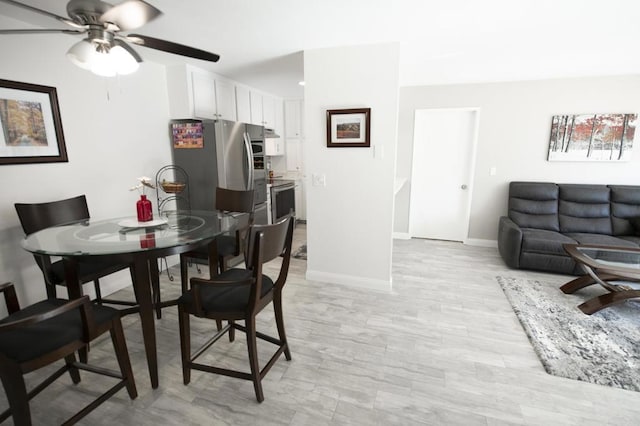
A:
[562,244,640,314]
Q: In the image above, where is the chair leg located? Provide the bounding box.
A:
[178,305,192,385]
[273,293,291,360]
[180,254,189,293]
[110,318,138,400]
[93,279,102,304]
[160,257,174,281]
[0,361,31,425]
[64,354,81,384]
[45,283,57,300]
[150,260,161,320]
[245,317,264,402]
[228,320,235,342]
[218,255,227,273]
[78,347,88,364]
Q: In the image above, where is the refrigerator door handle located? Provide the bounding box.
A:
[243,132,254,189]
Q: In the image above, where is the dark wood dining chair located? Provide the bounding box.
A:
[179,187,255,291]
[0,282,137,425]
[15,195,155,311]
[177,215,294,402]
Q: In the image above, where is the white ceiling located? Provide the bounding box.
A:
[2,0,640,98]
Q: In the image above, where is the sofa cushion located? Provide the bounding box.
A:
[610,185,640,236]
[508,182,559,231]
[521,228,576,256]
[563,233,639,248]
[618,235,640,245]
[558,184,612,235]
[519,252,577,275]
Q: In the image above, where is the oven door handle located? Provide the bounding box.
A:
[273,184,295,194]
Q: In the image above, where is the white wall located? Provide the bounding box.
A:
[304,43,399,290]
[0,21,173,306]
[395,75,640,242]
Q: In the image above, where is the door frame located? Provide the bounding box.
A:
[408,107,480,243]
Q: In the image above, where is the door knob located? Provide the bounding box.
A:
[461,184,468,190]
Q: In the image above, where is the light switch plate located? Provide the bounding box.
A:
[312,173,326,187]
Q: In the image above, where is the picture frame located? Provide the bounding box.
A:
[0,79,68,165]
[547,113,637,162]
[326,108,371,147]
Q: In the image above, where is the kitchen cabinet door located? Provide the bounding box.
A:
[191,71,216,119]
[249,91,263,126]
[236,85,251,124]
[285,138,303,172]
[284,99,302,138]
[265,138,284,156]
[262,94,276,129]
[274,97,284,137]
[214,79,237,121]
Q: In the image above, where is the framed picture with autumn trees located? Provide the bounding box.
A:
[0,79,68,165]
[547,113,637,161]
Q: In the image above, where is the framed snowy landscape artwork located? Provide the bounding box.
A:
[547,113,637,161]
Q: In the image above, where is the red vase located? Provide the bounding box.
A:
[136,195,153,222]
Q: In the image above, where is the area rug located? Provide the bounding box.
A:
[293,244,307,260]
[497,276,640,392]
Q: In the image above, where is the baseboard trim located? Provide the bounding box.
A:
[393,232,411,240]
[306,269,392,292]
[464,238,498,248]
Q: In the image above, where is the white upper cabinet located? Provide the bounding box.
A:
[249,91,278,129]
[191,71,216,119]
[274,98,284,137]
[166,64,283,129]
[265,138,284,156]
[262,94,276,129]
[284,99,303,138]
[249,91,263,126]
[167,64,237,121]
[214,78,236,121]
[235,85,251,124]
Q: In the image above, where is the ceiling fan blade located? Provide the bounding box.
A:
[0,29,84,35]
[126,34,220,62]
[0,0,83,28]
[99,0,161,31]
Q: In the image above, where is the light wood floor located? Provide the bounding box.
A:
[4,224,640,425]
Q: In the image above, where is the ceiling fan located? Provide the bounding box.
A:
[0,0,220,76]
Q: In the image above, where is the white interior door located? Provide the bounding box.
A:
[409,109,477,241]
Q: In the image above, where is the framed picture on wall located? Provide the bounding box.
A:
[0,79,68,165]
[326,108,371,147]
[547,113,637,161]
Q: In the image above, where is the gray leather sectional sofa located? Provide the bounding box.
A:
[498,181,640,274]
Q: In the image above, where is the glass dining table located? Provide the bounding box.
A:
[21,210,238,389]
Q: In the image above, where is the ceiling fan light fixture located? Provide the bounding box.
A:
[90,47,116,77]
[66,39,96,70]
[110,44,139,75]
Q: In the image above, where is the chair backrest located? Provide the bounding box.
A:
[246,215,294,272]
[215,187,254,214]
[15,195,90,236]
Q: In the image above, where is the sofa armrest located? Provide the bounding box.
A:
[498,216,523,268]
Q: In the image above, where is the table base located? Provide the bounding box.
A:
[561,274,640,315]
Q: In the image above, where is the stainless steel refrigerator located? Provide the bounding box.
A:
[170,119,268,224]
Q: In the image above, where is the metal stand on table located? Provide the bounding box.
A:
[155,165,191,281]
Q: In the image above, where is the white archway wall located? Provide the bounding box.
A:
[303,43,400,290]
